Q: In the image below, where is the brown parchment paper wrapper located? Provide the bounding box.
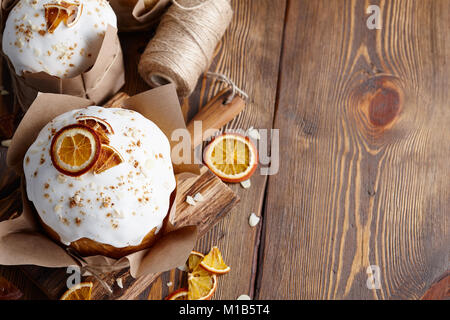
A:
[109,0,171,32]
[0,83,200,278]
[0,0,125,112]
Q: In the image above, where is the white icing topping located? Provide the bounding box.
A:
[2,0,117,78]
[23,106,176,248]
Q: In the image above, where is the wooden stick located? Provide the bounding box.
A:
[186,89,246,148]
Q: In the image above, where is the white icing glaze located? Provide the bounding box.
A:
[2,0,117,78]
[23,106,176,248]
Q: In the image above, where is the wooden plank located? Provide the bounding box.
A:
[147,0,287,300]
[257,0,449,299]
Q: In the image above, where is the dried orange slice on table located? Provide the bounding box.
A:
[164,251,205,301]
[60,282,93,300]
[165,288,188,300]
[187,250,204,272]
[44,1,83,33]
[186,251,214,300]
[51,124,101,177]
[200,246,231,275]
[188,265,217,300]
[203,133,258,183]
[165,249,229,300]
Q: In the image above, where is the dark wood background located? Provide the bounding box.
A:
[0,0,448,300]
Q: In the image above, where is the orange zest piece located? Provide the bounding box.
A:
[203,133,258,183]
[165,288,188,300]
[51,124,101,177]
[199,246,230,275]
[44,1,83,33]
[60,282,93,300]
[77,116,114,144]
[92,144,124,174]
[188,265,217,300]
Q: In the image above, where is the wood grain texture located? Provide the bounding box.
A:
[186,89,246,148]
[1,0,448,300]
[256,0,449,299]
[147,0,287,300]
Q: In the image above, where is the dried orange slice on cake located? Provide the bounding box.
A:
[200,246,230,275]
[44,1,83,33]
[77,115,114,144]
[203,133,258,183]
[51,124,101,177]
[188,265,217,300]
[93,144,124,174]
[60,282,93,300]
[165,288,188,300]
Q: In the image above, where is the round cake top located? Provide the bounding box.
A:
[23,106,176,248]
[2,0,117,78]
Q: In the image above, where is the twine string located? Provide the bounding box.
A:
[206,72,248,104]
[171,0,212,11]
[163,13,211,66]
[81,266,113,295]
[66,248,128,295]
[138,0,234,97]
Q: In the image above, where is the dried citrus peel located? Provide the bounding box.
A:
[165,288,188,300]
[203,133,258,183]
[51,117,123,177]
[77,116,114,144]
[44,1,83,33]
[179,251,212,300]
[50,124,101,177]
[165,248,230,300]
[60,282,93,300]
[77,116,122,174]
[188,265,217,300]
[93,144,124,174]
[199,246,231,275]
[187,251,204,273]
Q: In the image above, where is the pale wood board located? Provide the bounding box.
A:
[257,0,449,299]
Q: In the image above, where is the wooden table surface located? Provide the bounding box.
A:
[0,0,449,300]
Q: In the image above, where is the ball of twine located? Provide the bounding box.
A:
[138,0,233,97]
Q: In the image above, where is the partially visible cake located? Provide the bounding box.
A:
[23,106,176,258]
[2,0,117,78]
